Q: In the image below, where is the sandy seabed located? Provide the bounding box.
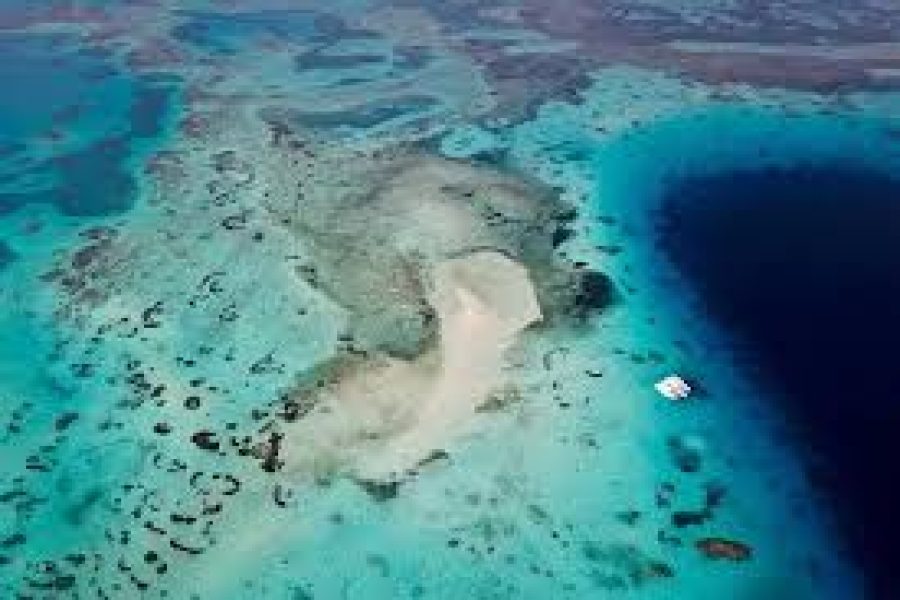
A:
[282,250,542,481]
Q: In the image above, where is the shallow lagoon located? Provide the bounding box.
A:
[1,3,899,599]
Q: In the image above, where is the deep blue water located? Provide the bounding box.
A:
[657,165,900,598]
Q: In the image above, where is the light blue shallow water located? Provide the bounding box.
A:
[0,3,898,599]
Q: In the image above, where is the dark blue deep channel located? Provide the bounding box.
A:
[657,164,900,599]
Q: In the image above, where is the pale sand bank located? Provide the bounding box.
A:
[283,250,541,481]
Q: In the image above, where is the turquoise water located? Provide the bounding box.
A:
[1,4,898,599]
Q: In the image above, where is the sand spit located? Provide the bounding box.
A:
[282,250,540,481]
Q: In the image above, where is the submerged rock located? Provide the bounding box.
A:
[695,537,753,561]
[356,478,400,502]
[671,509,709,528]
[564,269,616,320]
[667,435,705,473]
[54,412,79,432]
[190,430,220,452]
[0,241,14,269]
[577,270,615,308]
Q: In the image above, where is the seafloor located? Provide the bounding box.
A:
[2,1,900,599]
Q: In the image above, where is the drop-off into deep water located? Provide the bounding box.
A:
[3,2,900,599]
[658,165,900,597]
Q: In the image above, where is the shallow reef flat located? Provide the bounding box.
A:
[1,1,899,599]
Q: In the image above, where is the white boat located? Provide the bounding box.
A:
[655,375,692,400]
